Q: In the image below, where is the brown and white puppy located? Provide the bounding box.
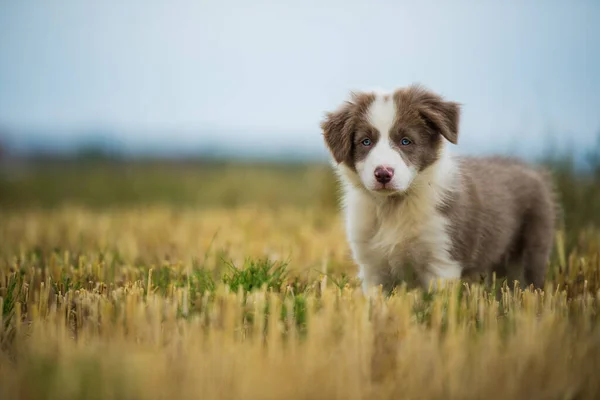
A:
[321,84,557,293]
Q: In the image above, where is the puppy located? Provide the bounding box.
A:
[321,84,557,293]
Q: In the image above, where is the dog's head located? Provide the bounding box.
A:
[321,84,460,195]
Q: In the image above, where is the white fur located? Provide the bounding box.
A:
[355,96,417,193]
[333,92,463,293]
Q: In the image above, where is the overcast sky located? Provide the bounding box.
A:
[1,1,599,159]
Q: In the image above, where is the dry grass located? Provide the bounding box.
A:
[1,159,600,399]
[1,206,599,400]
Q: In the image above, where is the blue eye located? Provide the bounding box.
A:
[361,138,372,146]
[400,137,412,146]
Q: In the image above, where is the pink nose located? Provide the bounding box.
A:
[374,166,394,184]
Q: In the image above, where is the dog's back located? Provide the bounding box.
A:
[443,156,557,287]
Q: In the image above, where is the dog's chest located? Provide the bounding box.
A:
[346,194,451,274]
[373,211,434,267]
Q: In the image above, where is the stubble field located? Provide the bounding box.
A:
[1,158,600,399]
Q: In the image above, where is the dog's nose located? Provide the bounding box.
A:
[374,166,394,184]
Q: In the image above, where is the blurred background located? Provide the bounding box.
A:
[1,1,599,230]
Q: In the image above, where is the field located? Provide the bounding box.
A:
[1,156,600,399]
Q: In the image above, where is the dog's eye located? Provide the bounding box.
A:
[361,138,372,147]
[400,137,412,146]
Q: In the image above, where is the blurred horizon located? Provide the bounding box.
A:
[1,1,600,166]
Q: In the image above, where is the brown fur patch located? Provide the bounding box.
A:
[320,93,375,169]
[389,85,460,171]
[353,124,380,165]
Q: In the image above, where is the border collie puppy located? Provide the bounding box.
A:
[321,84,557,294]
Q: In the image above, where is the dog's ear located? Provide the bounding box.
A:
[321,102,355,164]
[414,88,461,145]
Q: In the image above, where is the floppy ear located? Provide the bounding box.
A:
[320,102,355,164]
[418,94,461,145]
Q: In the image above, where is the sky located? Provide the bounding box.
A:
[1,0,599,161]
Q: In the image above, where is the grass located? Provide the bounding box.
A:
[1,154,600,399]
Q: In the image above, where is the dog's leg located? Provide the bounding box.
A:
[520,206,554,290]
[509,180,555,290]
[359,263,399,296]
[418,260,462,291]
